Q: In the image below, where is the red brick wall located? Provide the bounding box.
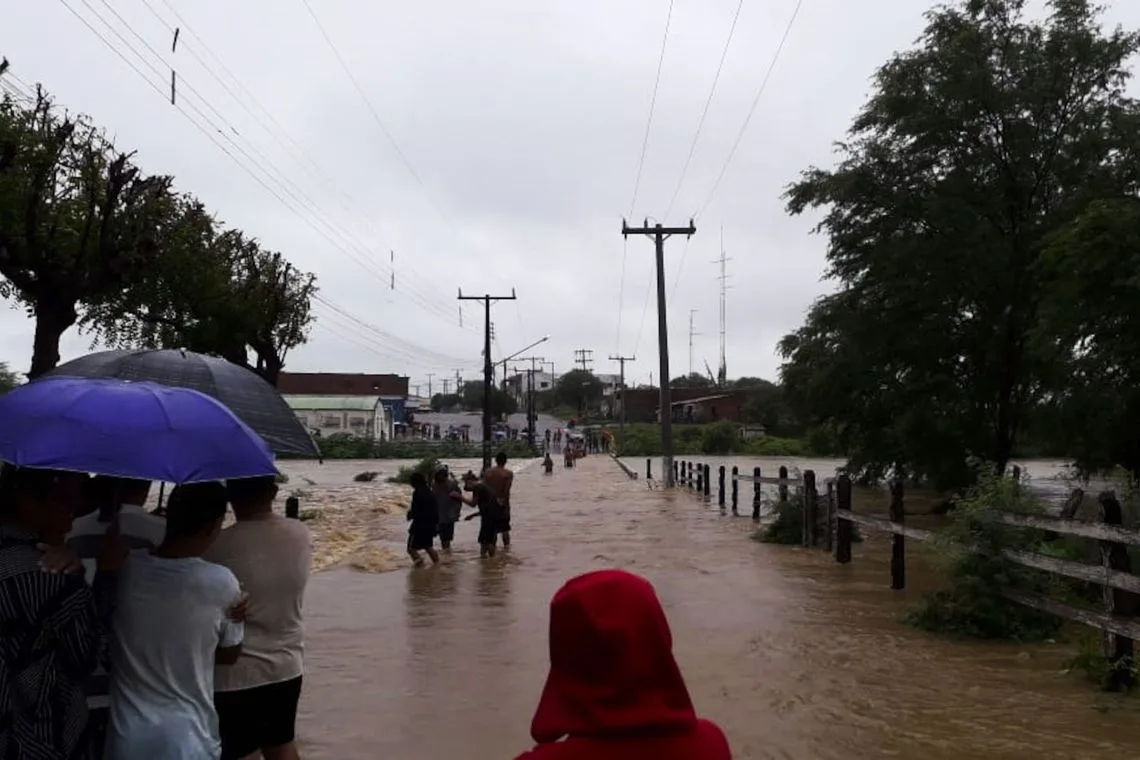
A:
[621,387,743,423]
[277,372,409,397]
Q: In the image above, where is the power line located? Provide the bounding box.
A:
[663,0,745,220]
[54,0,470,330]
[137,0,468,328]
[3,73,475,375]
[626,0,675,219]
[665,0,806,302]
[616,0,676,358]
[694,0,806,219]
[296,0,518,299]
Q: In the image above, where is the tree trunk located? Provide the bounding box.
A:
[255,349,283,388]
[28,297,78,379]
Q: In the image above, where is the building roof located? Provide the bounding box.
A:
[277,372,408,397]
[284,395,384,411]
[670,393,731,406]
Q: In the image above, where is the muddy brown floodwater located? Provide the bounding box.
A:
[284,455,1140,759]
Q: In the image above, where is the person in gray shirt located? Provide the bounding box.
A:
[432,468,463,551]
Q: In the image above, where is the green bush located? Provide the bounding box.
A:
[750,491,865,546]
[387,456,441,484]
[754,494,805,545]
[1063,631,1139,692]
[610,422,811,458]
[904,463,1064,641]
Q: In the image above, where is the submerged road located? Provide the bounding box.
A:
[295,455,1140,759]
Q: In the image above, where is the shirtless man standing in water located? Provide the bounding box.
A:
[483,451,515,548]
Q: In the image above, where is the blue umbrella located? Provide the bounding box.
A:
[0,376,278,483]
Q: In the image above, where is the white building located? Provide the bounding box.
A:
[505,371,558,403]
[284,395,393,440]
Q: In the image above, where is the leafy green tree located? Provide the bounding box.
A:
[461,380,517,418]
[85,205,317,386]
[430,393,462,412]
[0,90,172,377]
[1038,198,1140,480]
[780,0,1140,488]
[0,361,20,392]
[671,373,712,389]
[553,369,603,415]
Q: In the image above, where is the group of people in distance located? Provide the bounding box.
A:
[406,451,515,566]
[0,465,312,760]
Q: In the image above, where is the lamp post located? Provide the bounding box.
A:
[497,336,550,386]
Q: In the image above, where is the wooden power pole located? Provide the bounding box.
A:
[609,354,634,435]
[622,219,695,488]
[458,288,517,470]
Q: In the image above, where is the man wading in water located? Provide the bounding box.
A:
[460,472,501,558]
[483,452,515,548]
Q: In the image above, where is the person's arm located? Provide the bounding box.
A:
[215,571,245,666]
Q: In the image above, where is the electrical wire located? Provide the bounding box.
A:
[662,0,745,220]
[295,0,518,299]
[1,65,473,372]
[669,0,805,299]
[615,0,675,358]
[694,0,805,219]
[57,0,470,329]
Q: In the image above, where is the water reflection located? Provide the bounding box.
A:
[297,456,1140,760]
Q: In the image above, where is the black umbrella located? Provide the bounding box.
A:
[44,349,320,458]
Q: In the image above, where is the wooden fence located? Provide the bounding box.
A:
[661,457,1140,689]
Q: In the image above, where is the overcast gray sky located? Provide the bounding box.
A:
[3,0,1137,391]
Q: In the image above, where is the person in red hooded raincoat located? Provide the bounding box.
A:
[515,569,732,760]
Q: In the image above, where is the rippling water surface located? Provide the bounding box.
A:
[281,455,1140,759]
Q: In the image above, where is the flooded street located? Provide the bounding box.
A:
[285,455,1140,759]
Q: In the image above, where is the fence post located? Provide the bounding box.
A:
[685,461,692,488]
[673,459,678,485]
[646,458,652,480]
[1099,492,1137,691]
[802,470,817,548]
[778,466,789,503]
[717,466,726,510]
[731,466,739,515]
[285,496,300,520]
[752,467,762,520]
[696,465,703,496]
[825,479,835,552]
[835,474,853,563]
[703,464,711,500]
[1011,464,1021,483]
[890,478,905,590]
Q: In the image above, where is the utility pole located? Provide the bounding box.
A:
[622,218,696,489]
[426,373,435,399]
[517,355,544,448]
[713,225,731,387]
[441,378,451,396]
[458,288,517,471]
[574,349,593,373]
[454,369,463,394]
[688,309,700,377]
[609,354,635,434]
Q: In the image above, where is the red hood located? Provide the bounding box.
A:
[530,570,697,744]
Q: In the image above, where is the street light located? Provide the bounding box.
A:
[497,336,550,386]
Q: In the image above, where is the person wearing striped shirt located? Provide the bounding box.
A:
[0,465,125,760]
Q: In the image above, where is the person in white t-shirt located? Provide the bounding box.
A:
[206,475,312,760]
[69,476,165,580]
[104,481,245,760]
[67,475,166,753]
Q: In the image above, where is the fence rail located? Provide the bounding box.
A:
[659,456,1140,690]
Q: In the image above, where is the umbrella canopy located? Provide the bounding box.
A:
[0,377,278,483]
[45,348,320,458]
